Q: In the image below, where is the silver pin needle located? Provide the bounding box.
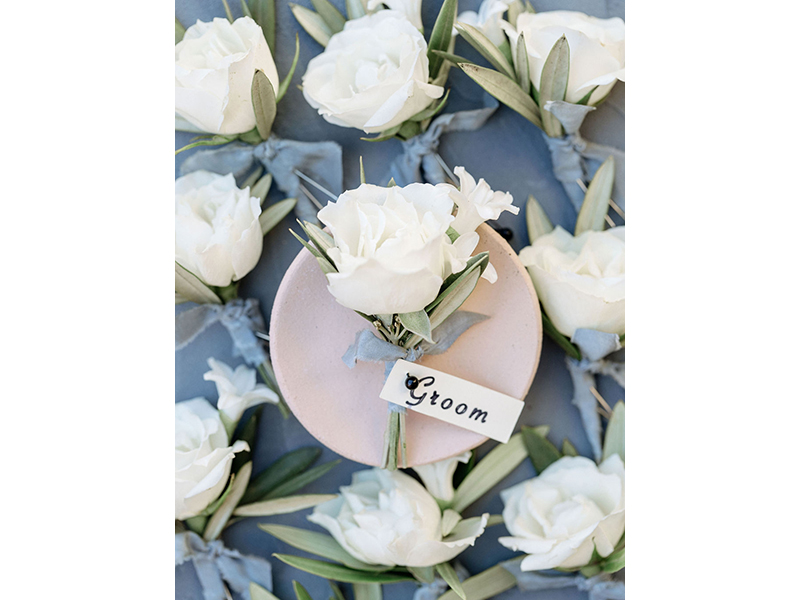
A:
[294,170,338,200]
[297,182,324,211]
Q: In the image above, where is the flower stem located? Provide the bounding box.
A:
[257,361,291,419]
[184,515,207,535]
[381,411,407,470]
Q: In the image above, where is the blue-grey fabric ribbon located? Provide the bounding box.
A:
[389,95,499,186]
[542,101,626,214]
[175,532,273,600]
[179,135,343,223]
[566,328,625,461]
[502,560,624,600]
[411,562,470,600]
[342,311,489,416]
[175,298,268,367]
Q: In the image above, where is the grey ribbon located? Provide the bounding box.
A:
[176,532,273,600]
[542,101,626,214]
[342,311,489,416]
[566,328,625,461]
[502,560,624,600]
[412,562,470,600]
[175,298,268,367]
[389,95,499,186]
[179,135,343,223]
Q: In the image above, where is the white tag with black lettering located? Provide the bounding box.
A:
[379,360,524,443]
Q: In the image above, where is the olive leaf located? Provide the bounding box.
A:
[359,156,366,184]
[459,63,542,128]
[602,401,625,462]
[251,173,273,204]
[240,446,321,504]
[175,17,186,44]
[431,50,474,67]
[273,555,412,584]
[540,35,570,137]
[353,583,382,600]
[562,438,579,456]
[263,459,341,499]
[291,3,333,47]
[221,0,234,22]
[277,35,301,102]
[175,262,222,305]
[456,23,516,80]
[204,462,252,541]
[240,0,253,18]
[541,311,581,360]
[252,70,277,140]
[408,566,435,584]
[574,156,615,235]
[242,166,265,191]
[521,426,562,474]
[260,198,297,236]
[346,0,366,19]
[515,32,530,94]
[436,562,466,600]
[251,0,277,52]
[250,582,280,600]
[440,509,463,536]
[310,0,346,33]
[437,565,517,600]
[398,310,433,344]
[525,194,554,243]
[427,0,458,79]
[234,494,337,517]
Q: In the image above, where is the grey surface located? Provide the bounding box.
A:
[175,1,625,599]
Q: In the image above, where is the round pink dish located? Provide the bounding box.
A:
[270,224,542,467]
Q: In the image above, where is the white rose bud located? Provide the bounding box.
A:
[175,171,263,288]
[308,469,489,567]
[176,17,280,134]
[503,11,625,105]
[175,398,248,520]
[442,166,519,237]
[302,11,444,134]
[412,452,471,502]
[499,455,625,571]
[457,0,512,47]
[317,181,480,315]
[519,226,624,338]
[203,358,279,426]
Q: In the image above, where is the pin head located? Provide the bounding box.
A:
[404,374,419,390]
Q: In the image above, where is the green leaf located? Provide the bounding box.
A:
[251,0,277,52]
[273,555,412,584]
[353,582,382,600]
[532,424,550,437]
[409,89,451,122]
[427,0,458,79]
[239,127,263,145]
[521,427,562,474]
[386,178,397,187]
[232,406,262,473]
[240,446,321,505]
[240,0,253,18]
[436,563,465,600]
[311,0,346,33]
[450,433,527,513]
[251,173,274,204]
[440,509,462,536]
[204,462,252,541]
[397,120,422,140]
[539,35,570,137]
[431,50,474,67]
[242,166,265,191]
[486,514,504,527]
[346,0,366,19]
[428,252,489,313]
[541,311,581,360]
[602,401,625,462]
[251,582,281,600]
[260,198,298,236]
[408,566,435,584]
[293,581,313,600]
[456,23,516,80]
[329,582,346,600]
[360,124,402,142]
[459,63,541,128]
[525,194,553,243]
[252,69,277,140]
[264,460,341,499]
[175,17,186,44]
[234,493,338,517]
[437,565,516,600]
[195,475,235,517]
[574,156,615,235]
[602,546,625,573]
[290,229,337,272]
[175,262,222,305]
[260,524,388,571]
[291,4,333,47]
[562,438,579,457]
[221,0,234,22]
[278,35,301,103]
[175,135,238,154]
[399,310,433,343]
[298,220,335,256]
[576,85,599,106]
[359,156,366,184]
[515,33,530,95]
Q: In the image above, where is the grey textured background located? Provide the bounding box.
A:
[175,1,625,599]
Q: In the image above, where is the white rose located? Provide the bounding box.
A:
[308,469,489,567]
[318,181,480,315]
[457,0,511,47]
[203,358,278,425]
[176,16,280,134]
[503,11,625,105]
[499,455,625,571]
[442,166,519,236]
[412,452,471,502]
[175,171,263,288]
[519,226,624,338]
[367,0,423,30]
[301,11,444,134]
[175,398,248,520]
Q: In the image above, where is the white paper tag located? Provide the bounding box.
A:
[379,360,524,443]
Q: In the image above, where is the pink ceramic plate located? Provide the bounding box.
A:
[270,224,543,467]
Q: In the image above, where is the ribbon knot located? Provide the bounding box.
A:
[176,532,273,600]
[502,560,624,600]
